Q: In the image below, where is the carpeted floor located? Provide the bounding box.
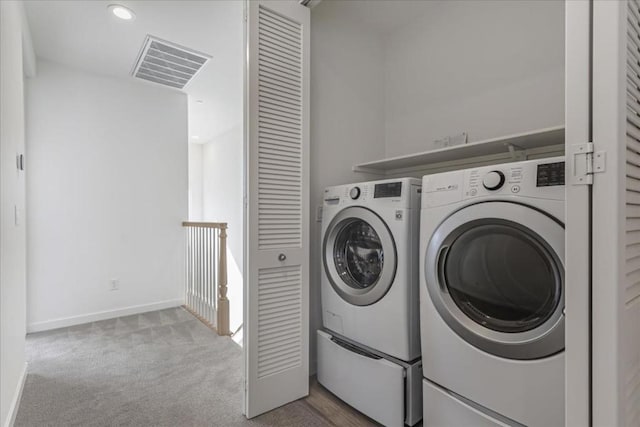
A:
[15,307,328,427]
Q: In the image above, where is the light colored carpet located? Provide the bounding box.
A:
[15,307,328,427]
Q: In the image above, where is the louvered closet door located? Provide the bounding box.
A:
[245,0,310,418]
[592,1,640,425]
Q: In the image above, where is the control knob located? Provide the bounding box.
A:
[483,171,506,191]
[349,187,361,200]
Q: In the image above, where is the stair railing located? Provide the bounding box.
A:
[182,221,230,335]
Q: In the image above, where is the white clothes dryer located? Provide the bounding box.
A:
[320,178,422,362]
[419,158,566,427]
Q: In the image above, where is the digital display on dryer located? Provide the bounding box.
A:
[536,162,565,187]
[374,182,402,198]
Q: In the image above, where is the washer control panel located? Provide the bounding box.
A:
[349,187,361,200]
[373,181,403,198]
[324,178,421,209]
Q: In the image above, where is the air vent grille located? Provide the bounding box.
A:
[132,36,211,89]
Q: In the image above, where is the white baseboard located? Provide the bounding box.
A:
[27,299,184,333]
[4,362,27,427]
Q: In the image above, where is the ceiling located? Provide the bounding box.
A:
[23,0,244,144]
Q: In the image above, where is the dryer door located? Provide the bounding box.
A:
[324,207,397,306]
[425,201,565,360]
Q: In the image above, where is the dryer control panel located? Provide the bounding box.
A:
[536,161,565,187]
[422,157,565,208]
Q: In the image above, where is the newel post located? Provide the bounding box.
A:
[217,224,230,336]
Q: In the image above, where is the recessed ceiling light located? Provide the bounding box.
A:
[192,136,200,140]
[108,4,136,21]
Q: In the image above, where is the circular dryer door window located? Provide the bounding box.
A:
[324,206,397,306]
[444,222,561,334]
[425,201,565,360]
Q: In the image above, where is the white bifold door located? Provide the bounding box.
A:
[589,0,640,425]
[244,0,310,419]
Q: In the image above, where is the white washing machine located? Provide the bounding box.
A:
[419,158,566,426]
[317,178,422,426]
[321,177,421,361]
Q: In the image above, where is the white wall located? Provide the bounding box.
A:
[189,142,203,221]
[201,125,243,334]
[383,0,565,157]
[309,2,387,373]
[26,60,188,331]
[0,2,28,425]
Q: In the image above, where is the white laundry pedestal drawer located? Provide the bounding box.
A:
[317,330,422,426]
[422,379,525,427]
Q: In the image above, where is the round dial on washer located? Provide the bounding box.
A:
[349,187,361,200]
[483,171,506,190]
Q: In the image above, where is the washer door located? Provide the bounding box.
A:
[324,207,397,306]
[425,201,565,360]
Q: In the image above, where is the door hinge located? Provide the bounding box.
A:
[570,143,606,186]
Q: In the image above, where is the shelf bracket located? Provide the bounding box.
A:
[505,142,527,161]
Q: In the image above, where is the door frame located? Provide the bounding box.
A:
[565,0,593,424]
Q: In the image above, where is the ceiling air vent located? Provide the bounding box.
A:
[131,35,211,89]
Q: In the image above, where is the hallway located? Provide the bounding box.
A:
[15,308,326,426]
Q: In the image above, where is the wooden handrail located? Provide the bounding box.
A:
[182,221,228,229]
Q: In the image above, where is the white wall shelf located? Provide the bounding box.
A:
[353,125,565,175]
